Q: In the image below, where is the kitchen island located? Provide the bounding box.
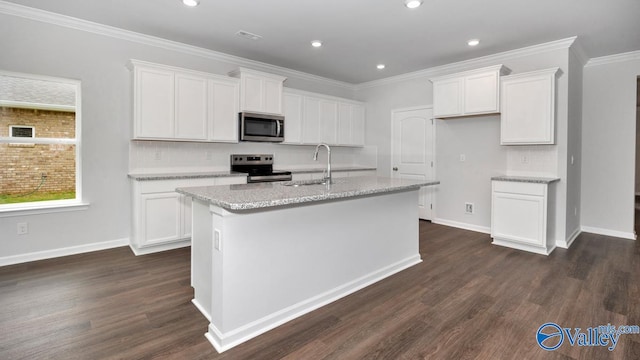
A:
[177,176,439,352]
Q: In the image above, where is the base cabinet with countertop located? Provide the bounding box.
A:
[130,175,246,255]
[491,176,559,255]
[178,176,439,352]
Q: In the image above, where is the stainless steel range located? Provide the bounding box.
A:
[230,154,292,183]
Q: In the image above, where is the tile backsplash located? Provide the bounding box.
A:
[129,140,377,173]
[505,145,558,177]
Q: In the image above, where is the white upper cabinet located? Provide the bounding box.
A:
[284,88,366,147]
[431,65,509,119]
[283,92,303,144]
[130,60,239,142]
[134,66,175,139]
[208,78,240,143]
[500,68,559,145]
[228,68,286,115]
[175,73,208,140]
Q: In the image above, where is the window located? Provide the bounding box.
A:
[0,71,82,210]
[10,125,35,138]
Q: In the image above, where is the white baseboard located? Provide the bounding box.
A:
[205,255,422,353]
[0,237,130,267]
[580,226,636,240]
[129,240,190,256]
[432,218,491,234]
[557,227,581,249]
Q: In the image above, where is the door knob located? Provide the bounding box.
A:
[392,167,398,171]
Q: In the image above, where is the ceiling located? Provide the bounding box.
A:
[4,0,640,84]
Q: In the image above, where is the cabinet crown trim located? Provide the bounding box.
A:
[429,64,510,83]
[129,59,239,84]
[284,87,364,105]
[228,67,287,82]
[500,67,561,81]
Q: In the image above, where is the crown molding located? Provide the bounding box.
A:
[355,36,578,90]
[0,1,355,90]
[585,50,640,68]
[569,39,589,67]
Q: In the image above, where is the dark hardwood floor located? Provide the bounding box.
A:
[1,221,639,359]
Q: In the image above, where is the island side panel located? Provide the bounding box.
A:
[201,189,421,352]
[191,198,215,321]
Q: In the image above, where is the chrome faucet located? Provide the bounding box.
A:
[313,143,332,184]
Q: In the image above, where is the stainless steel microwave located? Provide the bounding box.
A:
[239,112,285,142]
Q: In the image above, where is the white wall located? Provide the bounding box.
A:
[356,46,571,238]
[564,47,584,244]
[0,12,363,264]
[581,55,640,239]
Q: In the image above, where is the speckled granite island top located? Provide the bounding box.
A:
[491,175,560,184]
[177,176,439,211]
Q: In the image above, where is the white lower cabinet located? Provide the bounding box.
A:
[131,176,246,254]
[291,169,376,181]
[491,180,556,255]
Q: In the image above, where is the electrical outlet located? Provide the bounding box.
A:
[465,203,474,214]
[459,154,466,162]
[214,229,221,251]
[17,222,28,235]
[521,155,528,164]
[154,150,162,160]
[206,151,213,160]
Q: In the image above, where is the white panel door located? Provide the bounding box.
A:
[392,107,435,220]
[464,71,499,114]
[320,100,338,145]
[140,192,182,246]
[135,67,174,138]
[283,92,303,144]
[242,75,263,112]
[432,78,463,117]
[302,97,321,144]
[337,103,352,145]
[175,73,208,140]
[209,79,239,142]
[351,104,365,146]
[263,78,283,115]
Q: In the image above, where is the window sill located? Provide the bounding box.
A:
[0,201,90,218]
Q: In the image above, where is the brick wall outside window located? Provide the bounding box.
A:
[0,107,76,195]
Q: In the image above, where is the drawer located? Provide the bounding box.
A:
[492,180,545,196]
[138,178,218,193]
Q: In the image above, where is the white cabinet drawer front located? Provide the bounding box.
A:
[493,181,545,196]
[139,178,218,193]
[492,193,545,246]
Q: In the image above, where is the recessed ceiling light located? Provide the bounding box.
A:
[311,40,323,48]
[182,0,199,7]
[467,39,480,46]
[404,0,423,9]
[377,64,386,70]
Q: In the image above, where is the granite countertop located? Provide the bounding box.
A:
[128,166,376,181]
[177,176,439,211]
[491,175,560,184]
[277,166,376,174]
[128,171,247,181]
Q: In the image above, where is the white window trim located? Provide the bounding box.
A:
[9,125,35,138]
[0,70,84,213]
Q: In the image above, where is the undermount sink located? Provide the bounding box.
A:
[280,179,329,187]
